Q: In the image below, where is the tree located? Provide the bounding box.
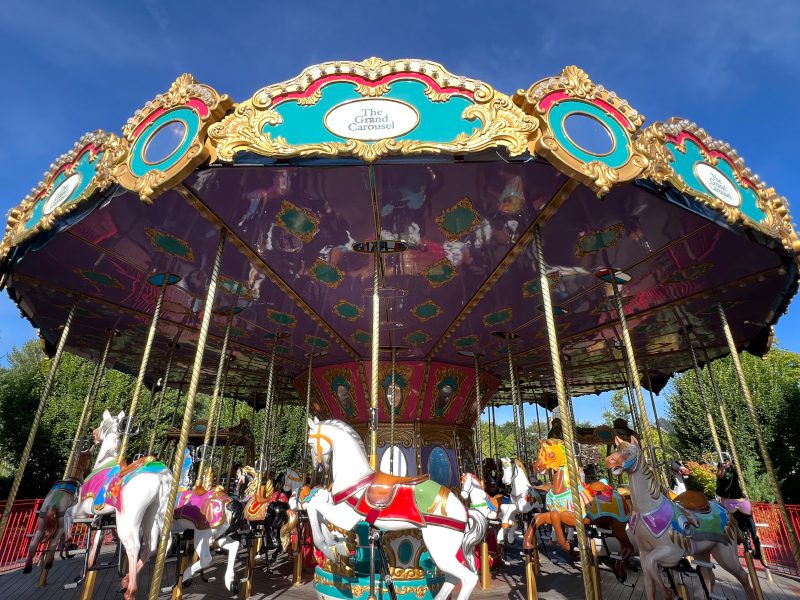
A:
[666,346,800,503]
[602,389,631,426]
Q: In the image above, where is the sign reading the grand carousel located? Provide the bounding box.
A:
[324,98,420,141]
[694,163,741,207]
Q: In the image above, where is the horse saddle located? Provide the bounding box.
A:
[117,455,156,480]
[586,481,613,502]
[674,490,711,528]
[365,471,429,508]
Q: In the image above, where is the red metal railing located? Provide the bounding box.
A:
[752,502,800,577]
[0,499,89,574]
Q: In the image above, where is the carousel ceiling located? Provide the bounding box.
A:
[1,58,797,415]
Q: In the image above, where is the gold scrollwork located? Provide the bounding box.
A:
[513,65,648,196]
[209,57,539,162]
[113,74,232,203]
[1,131,122,262]
[637,118,800,253]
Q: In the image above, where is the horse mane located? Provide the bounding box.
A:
[514,459,528,479]
[323,419,367,455]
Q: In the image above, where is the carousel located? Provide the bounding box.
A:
[0,57,798,600]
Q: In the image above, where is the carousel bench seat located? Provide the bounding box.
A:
[365,471,429,508]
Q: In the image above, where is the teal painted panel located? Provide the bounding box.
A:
[265,80,480,146]
[23,150,102,232]
[549,99,631,169]
[129,107,201,178]
[666,139,766,223]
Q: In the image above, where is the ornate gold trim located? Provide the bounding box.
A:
[513,65,648,196]
[637,118,800,253]
[113,74,232,203]
[209,57,539,162]
[1,131,122,262]
[435,197,482,242]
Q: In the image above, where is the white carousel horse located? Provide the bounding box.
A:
[64,410,172,600]
[169,451,245,593]
[670,460,689,496]
[304,417,486,600]
[23,449,94,574]
[499,457,536,548]
[459,473,499,520]
[606,436,755,600]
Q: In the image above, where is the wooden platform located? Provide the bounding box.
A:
[1,540,798,600]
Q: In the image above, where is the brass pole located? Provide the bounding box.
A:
[506,333,523,459]
[301,349,317,478]
[208,353,234,479]
[266,399,283,477]
[534,397,542,441]
[256,336,279,489]
[369,251,380,470]
[147,230,227,600]
[534,227,594,600]
[683,330,723,459]
[118,276,170,461]
[197,306,236,477]
[644,369,669,468]
[608,272,658,465]
[146,340,178,456]
[700,348,747,496]
[718,304,800,571]
[64,328,116,477]
[519,393,529,465]
[389,345,396,474]
[472,353,484,479]
[0,303,77,541]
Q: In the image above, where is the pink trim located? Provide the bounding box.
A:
[34,144,102,202]
[538,92,632,129]
[666,131,757,191]
[271,72,475,107]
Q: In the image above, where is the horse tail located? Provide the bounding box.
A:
[461,508,488,573]
[41,506,58,544]
[154,471,172,537]
[281,509,298,551]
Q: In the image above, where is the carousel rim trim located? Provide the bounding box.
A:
[1,57,797,272]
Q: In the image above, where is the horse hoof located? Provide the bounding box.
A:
[230,580,240,595]
[183,578,192,589]
[22,565,32,574]
[44,561,53,570]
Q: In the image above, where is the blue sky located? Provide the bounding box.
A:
[1,1,798,426]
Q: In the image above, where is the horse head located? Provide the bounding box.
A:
[75,449,94,480]
[500,457,514,485]
[459,472,482,499]
[605,436,641,476]
[534,438,566,474]
[93,410,124,464]
[307,416,332,471]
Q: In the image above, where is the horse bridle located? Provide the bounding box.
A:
[309,427,333,464]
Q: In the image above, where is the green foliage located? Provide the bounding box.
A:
[666,346,800,503]
[0,340,307,498]
[602,390,631,426]
[685,461,716,497]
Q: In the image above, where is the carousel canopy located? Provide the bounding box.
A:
[1,58,797,419]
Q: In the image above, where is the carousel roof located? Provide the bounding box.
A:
[1,58,798,413]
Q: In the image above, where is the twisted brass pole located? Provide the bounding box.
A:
[389,346,396,473]
[208,351,234,478]
[683,330,723,459]
[64,328,115,477]
[0,303,77,541]
[473,353,484,481]
[608,273,658,465]
[147,230,226,600]
[718,304,800,571]
[700,346,747,497]
[370,252,380,469]
[519,392,529,465]
[256,336,279,488]
[643,369,668,466]
[146,340,178,456]
[301,349,317,478]
[118,276,170,461]
[534,227,594,600]
[197,306,236,477]
[506,334,523,459]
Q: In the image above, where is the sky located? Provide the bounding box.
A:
[0,1,799,426]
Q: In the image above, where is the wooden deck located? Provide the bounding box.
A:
[1,540,798,600]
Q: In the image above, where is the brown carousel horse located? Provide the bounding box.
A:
[523,438,634,581]
[23,449,94,574]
